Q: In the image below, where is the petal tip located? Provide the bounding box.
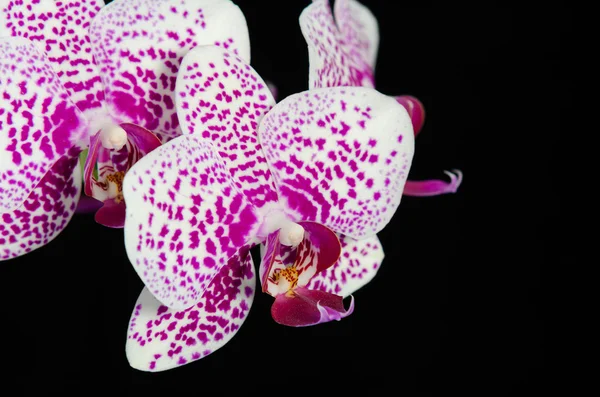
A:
[442,169,464,193]
[316,294,355,324]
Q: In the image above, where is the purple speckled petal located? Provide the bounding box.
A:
[308,234,384,297]
[90,0,250,142]
[1,147,82,261]
[271,286,354,327]
[126,248,255,372]
[404,170,463,197]
[1,38,88,213]
[1,0,105,113]
[258,86,414,240]
[334,0,379,74]
[123,134,261,310]
[395,95,426,137]
[300,0,374,89]
[176,45,278,209]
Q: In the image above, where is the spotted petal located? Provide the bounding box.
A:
[176,45,278,209]
[308,234,384,297]
[300,0,374,89]
[1,147,82,260]
[258,86,414,240]
[126,248,255,372]
[1,0,105,113]
[90,0,251,142]
[1,38,88,213]
[334,0,379,74]
[123,134,261,310]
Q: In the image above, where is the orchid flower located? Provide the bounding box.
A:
[122,45,414,371]
[0,0,250,259]
[300,0,463,197]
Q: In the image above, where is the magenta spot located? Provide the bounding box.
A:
[204,256,216,268]
[315,138,326,150]
[159,225,169,237]
[174,311,185,320]
[11,151,22,165]
[205,238,217,255]
[339,121,350,136]
[157,306,168,316]
[197,331,208,344]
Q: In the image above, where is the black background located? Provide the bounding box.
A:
[2,0,573,393]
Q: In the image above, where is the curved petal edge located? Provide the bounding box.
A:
[127,249,255,372]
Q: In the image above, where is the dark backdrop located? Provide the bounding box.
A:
[2,0,572,393]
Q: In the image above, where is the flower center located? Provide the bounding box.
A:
[279,221,305,247]
[271,265,299,295]
[103,171,125,202]
[99,123,128,151]
[256,207,306,246]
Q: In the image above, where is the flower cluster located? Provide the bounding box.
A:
[1,0,461,372]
